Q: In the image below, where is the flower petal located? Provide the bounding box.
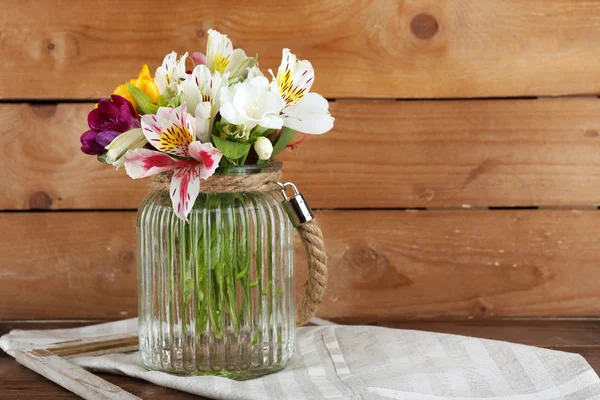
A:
[193,102,212,143]
[80,130,105,155]
[206,29,233,73]
[190,52,207,66]
[96,130,121,148]
[250,76,270,91]
[154,52,188,98]
[123,148,177,179]
[281,92,334,134]
[274,48,315,108]
[110,94,137,116]
[188,141,222,179]
[226,48,251,77]
[134,65,160,104]
[88,96,139,133]
[141,104,195,157]
[219,78,284,131]
[170,164,200,222]
[105,128,147,169]
[247,66,264,80]
[113,84,136,108]
[155,52,177,93]
[178,80,202,115]
[190,64,212,90]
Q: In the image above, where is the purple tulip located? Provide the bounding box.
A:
[80,95,141,155]
[96,130,121,147]
[80,130,106,155]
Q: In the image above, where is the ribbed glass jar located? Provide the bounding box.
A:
[137,164,295,379]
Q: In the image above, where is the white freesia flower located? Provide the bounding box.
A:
[220,76,284,132]
[254,136,273,160]
[155,51,189,99]
[247,65,264,80]
[178,65,229,142]
[269,48,334,134]
[105,128,147,169]
[206,29,254,80]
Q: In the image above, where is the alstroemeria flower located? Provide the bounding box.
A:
[269,49,334,135]
[220,76,284,134]
[206,29,254,81]
[154,52,189,99]
[113,64,159,109]
[178,64,229,142]
[124,104,222,221]
[80,95,140,155]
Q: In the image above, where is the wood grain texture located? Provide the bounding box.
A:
[1,209,600,320]
[0,353,203,399]
[0,211,139,320]
[3,97,600,210]
[15,349,140,400]
[3,0,600,99]
[365,319,600,347]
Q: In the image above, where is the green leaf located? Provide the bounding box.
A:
[214,121,226,134]
[126,82,158,115]
[270,127,295,158]
[212,135,251,160]
[157,94,167,108]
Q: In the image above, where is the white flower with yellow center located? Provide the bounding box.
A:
[178,65,229,142]
[206,29,254,81]
[269,48,334,135]
[155,51,189,99]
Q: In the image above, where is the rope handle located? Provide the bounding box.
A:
[150,172,328,326]
[277,182,328,326]
[295,220,328,326]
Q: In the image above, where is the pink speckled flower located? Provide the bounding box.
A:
[123,104,222,221]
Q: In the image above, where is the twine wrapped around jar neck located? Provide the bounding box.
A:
[147,161,327,327]
[149,161,283,193]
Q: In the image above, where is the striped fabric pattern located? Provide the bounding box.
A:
[2,319,599,399]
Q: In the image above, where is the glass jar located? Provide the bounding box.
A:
[137,164,295,379]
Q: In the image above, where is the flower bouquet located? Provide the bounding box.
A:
[80,30,333,378]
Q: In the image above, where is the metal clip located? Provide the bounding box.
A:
[277,182,314,227]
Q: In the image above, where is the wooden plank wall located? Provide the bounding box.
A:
[1,0,600,322]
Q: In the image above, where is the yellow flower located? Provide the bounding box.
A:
[113,64,159,109]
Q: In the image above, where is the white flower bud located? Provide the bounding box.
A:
[254,136,273,160]
[105,128,147,170]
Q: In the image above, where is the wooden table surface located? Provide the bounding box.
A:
[2,319,600,399]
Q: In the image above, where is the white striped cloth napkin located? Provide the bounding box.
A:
[2,318,600,399]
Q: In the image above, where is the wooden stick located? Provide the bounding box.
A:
[15,334,141,399]
[49,333,139,358]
